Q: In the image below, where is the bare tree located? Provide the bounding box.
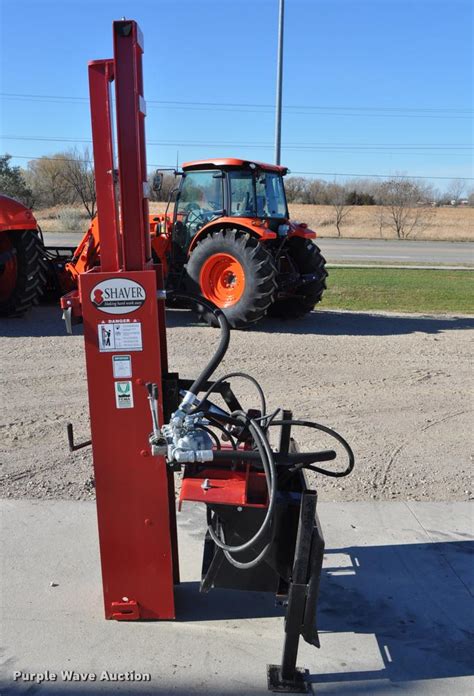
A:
[326,182,352,236]
[446,178,465,205]
[148,171,177,203]
[284,176,308,203]
[26,154,74,207]
[377,178,433,239]
[61,148,96,218]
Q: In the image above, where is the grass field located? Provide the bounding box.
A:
[35,202,474,242]
[289,203,473,242]
[323,268,474,314]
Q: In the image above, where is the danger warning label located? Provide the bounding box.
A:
[115,381,134,409]
[98,322,142,352]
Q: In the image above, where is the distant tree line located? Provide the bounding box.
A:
[284,174,471,207]
[0,151,472,239]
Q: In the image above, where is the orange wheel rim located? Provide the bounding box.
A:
[200,253,246,308]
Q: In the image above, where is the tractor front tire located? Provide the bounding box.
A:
[268,238,327,319]
[185,229,277,328]
[0,230,47,317]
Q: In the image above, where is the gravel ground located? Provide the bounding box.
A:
[0,306,472,503]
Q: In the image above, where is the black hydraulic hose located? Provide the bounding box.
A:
[167,292,230,398]
[212,449,337,466]
[205,415,238,450]
[207,413,276,556]
[206,509,272,570]
[268,419,355,478]
[220,411,277,569]
[190,372,266,417]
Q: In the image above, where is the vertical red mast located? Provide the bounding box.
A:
[77,20,177,620]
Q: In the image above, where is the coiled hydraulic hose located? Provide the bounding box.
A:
[207,412,277,570]
[190,372,267,417]
[268,420,355,478]
[165,293,354,569]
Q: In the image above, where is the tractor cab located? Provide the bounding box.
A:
[172,159,290,254]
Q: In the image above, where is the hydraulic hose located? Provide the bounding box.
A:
[167,292,230,399]
[207,413,276,558]
[212,449,336,466]
[268,419,355,478]
[190,372,266,417]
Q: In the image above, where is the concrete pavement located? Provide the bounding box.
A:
[1,499,473,694]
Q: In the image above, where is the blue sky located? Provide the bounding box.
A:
[0,0,472,191]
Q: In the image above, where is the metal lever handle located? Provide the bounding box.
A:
[66,423,92,452]
[145,382,160,437]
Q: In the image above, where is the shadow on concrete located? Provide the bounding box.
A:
[0,686,412,696]
[174,581,285,622]
[310,540,474,689]
[172,539,474,688]
[1,540,472,694]
[2,304,472,339]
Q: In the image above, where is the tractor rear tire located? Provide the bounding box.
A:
[0,230,47,317]
[268,238,327,319]
[185,229,277,328]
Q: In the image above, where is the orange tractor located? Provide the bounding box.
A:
[0,158,327,327]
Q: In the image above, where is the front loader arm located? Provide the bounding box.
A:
[64,218,101,282]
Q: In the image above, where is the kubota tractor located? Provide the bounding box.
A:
[155,158,327,327]
[0,158,327,327]
[0,194,47,317]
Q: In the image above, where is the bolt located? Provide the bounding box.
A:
[144,518,152,526]
[140,449,149,457]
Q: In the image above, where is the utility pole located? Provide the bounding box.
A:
[274,0,285,165]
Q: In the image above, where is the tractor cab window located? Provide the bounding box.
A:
[256,172,287,218]
[229,171,256,217]
[229,170,287,218]
[175,171,223,249]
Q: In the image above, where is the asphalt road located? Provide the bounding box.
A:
[319,238,474,266]
[42,232,474,266]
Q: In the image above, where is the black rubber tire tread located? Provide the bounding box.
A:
[0,230,48,317]
[185,228,277,328]
[268,237,328,319]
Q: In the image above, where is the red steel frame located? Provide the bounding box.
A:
[75,20,178,620]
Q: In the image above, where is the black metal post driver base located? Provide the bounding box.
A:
[267,664,311,693]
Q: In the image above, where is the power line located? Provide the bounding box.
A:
[2,135,472,153]
[291,170,474,181]
[1,92,472,119]
[7,154,473,181]
[2,92,471,111]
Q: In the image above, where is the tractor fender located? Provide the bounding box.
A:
[287,221,317,240]
[187,217,277,255]
[0,194,38,233]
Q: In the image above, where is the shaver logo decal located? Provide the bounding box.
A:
[90,279,146,314]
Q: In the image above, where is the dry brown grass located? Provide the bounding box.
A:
[288,204,473,241]
[36,202,473,241]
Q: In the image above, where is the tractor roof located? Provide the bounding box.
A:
[182,158,288,175]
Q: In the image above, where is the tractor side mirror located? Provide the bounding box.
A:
[152,171,163,192]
